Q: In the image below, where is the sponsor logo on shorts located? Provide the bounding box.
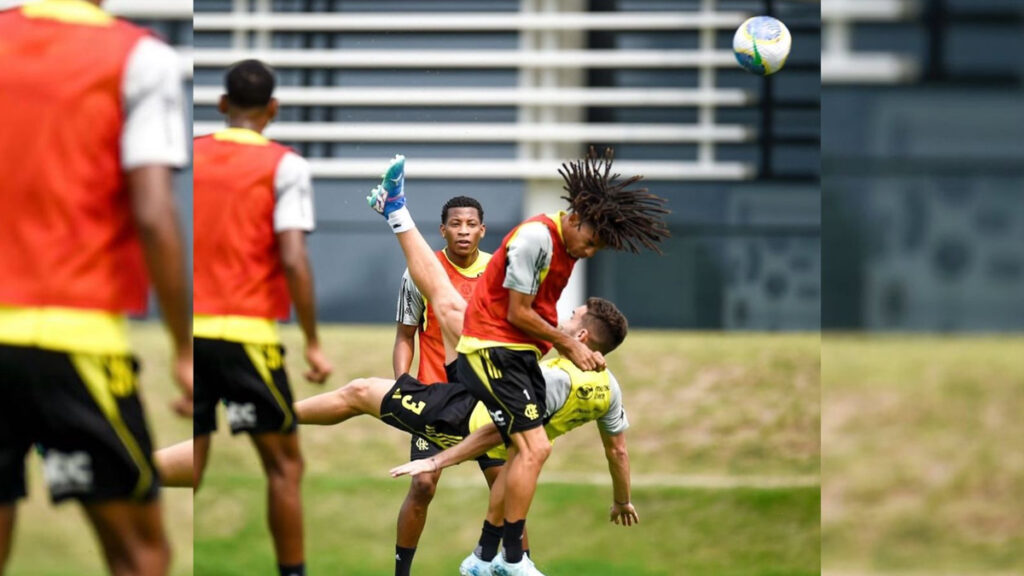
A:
[226,402,257,429]
[524,403,539,420]
[488,409,506,426]
[43,450,93,496]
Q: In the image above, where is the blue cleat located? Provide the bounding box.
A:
[366,154,406,217]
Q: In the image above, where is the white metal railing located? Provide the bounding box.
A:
[192,11,749,31]
[822,0,921,84]
[192,49,737,69]
[193,122,755,143]
[191,87,753,107]
[106,0,191,19]
[193,5,759,180]
[103,0,193,79]
[302,158,755,181]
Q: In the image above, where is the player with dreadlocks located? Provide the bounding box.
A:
[369,147,668,576]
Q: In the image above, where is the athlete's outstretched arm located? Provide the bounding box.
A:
[128,165,193,416]
[279,229,332,383]
[600,429,638,526]
[389,419,503,478]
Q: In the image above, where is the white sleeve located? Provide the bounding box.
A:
[121,37,187,170]
[273,152,316,233]
[395,269,426,326]
[598,371,630,435]
[503,223,553,295]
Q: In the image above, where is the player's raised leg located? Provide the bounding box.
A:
[153,439,195,489]
[367,158,466,359]
[294,377,396,425]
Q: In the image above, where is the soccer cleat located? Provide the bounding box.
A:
[366,154,406,217]
[459,552,493,576]
[491,554,546,576]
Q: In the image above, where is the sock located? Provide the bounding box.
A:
[278,564,305,576]
[524,549,531,559]
[501,519,526,564]
[474,520,503,562]
[395,546,416,576]
[388,206,415,233]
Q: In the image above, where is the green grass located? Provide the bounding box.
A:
[822,335,1024,574]
[196,326,821,575]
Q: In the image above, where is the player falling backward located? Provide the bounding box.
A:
[0,1,191,575]
[292,155,641,575]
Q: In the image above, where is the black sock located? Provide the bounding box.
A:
[279,564,305,576]
[395,546,416,576]
[524,549,531,559]
[502,519,526,563]
[475,520,503,562]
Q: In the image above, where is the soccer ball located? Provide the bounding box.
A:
[733,16,792,76]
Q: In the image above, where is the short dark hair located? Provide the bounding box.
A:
[225,59,275,109]
[582,297,628,354]
[559,147,671,254]
[441,196,484,224]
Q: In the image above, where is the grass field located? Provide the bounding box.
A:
[195,326,821,576]
[822,335,1024,575]
[6,325,193,576]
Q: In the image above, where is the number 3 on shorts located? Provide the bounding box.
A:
[401,395,425,415]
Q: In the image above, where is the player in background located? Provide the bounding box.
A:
[370,149,667,576]
[0,0,191,574]
[391,196,495,576]
[192,59,332,576]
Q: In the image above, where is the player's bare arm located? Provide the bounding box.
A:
[388,420,504,478]
[279,229,332,383]
[393,323,419,378]
[600,429,638,526]
[507,290,605,372]
[128,164,193,416]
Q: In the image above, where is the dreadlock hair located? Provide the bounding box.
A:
[441,196,484,224]
[225,59,276,109]
[581,297,628,354]
[558,146,671,254]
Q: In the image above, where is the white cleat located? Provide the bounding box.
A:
[491,554,546,576]
[459,552,493,576]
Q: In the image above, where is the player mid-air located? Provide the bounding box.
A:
[372,149,669,576]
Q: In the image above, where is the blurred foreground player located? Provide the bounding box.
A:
[0,0,191,574]
[192,59,332,576]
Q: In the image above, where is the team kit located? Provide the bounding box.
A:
[0,2,676,575]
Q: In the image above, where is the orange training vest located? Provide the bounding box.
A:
[0,5,150,313]
[192,131,294,320]
[461,213,576,355]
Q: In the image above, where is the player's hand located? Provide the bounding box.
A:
[304,344,333,384]
[389,458,438,478]
[610,501,639,526]
[558,338,606,372]
[171,349,193,417]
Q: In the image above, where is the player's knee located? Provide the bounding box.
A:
[343,378,372,404]
[521,441,551,467]
[265,446,304,484]
[409,473,438,502]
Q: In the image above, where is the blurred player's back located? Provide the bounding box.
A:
[0,1,152,313]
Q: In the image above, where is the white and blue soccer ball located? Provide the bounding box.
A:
[733,16,792,76]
